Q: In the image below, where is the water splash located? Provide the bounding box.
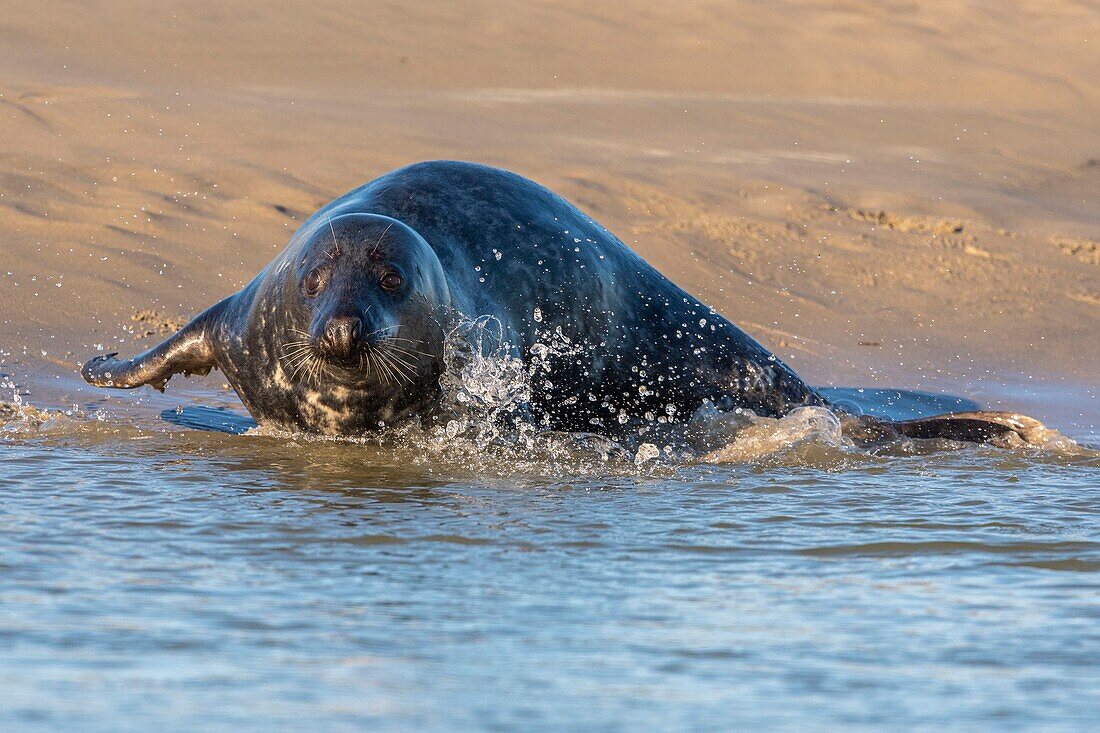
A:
[695,405,850,463]
[241,316,645,476]
[1,375,93,438]
[436,314,535,449]
[991,420,1078,452]
[1,374,41,434]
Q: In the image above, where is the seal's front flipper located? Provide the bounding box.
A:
[844,410,1049,447]
[82,300,227,392]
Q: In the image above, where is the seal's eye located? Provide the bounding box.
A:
[302,268,324,297]
[380,272,403,291]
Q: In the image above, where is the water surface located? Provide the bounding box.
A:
[1,386,1098,732]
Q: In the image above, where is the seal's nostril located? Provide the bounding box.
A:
[323,315,362,358]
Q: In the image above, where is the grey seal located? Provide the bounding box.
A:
[82,160,1045,445]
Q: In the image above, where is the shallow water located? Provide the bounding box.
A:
[2,382,1099,733]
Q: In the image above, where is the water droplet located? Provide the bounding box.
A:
[634,443,659,464]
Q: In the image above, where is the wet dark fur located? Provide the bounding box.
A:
[83,161,1044,444]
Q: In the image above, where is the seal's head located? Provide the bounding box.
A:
[287,213,451,391]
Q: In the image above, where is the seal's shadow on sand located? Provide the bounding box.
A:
[161,388,981,436]
[818,388,981,421]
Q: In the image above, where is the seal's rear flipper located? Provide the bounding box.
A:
[894,411,1049,444]
[81,299,227,392]
[844,410,1049,447]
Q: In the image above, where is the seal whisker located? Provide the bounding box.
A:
[281,352,313,366]
[294,350,318,376]
[375,350,404,386]
[381,342,434,358]
[381,347,433,377]
[372,327,433,355]
[382,352,404,386]
[362,325,398,341]
[378,348,406,386]
[281,345,313,364]
[281,351,310,364]
[378,347,415,385]
[288,353,314,382]
[370,221,394,257]
[365,348,385,385]
[280,348,316,368]
[326,216,341,259]
[282,349,311,367]
[371,349,394,386]
[307,355,327,386]
[379,346,418,374]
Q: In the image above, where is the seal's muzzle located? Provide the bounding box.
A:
[318,314,362,362]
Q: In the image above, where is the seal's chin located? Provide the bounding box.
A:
[318,344,421,390]
[318,348,376,383]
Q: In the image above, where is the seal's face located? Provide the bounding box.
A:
[284,214,450,398]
